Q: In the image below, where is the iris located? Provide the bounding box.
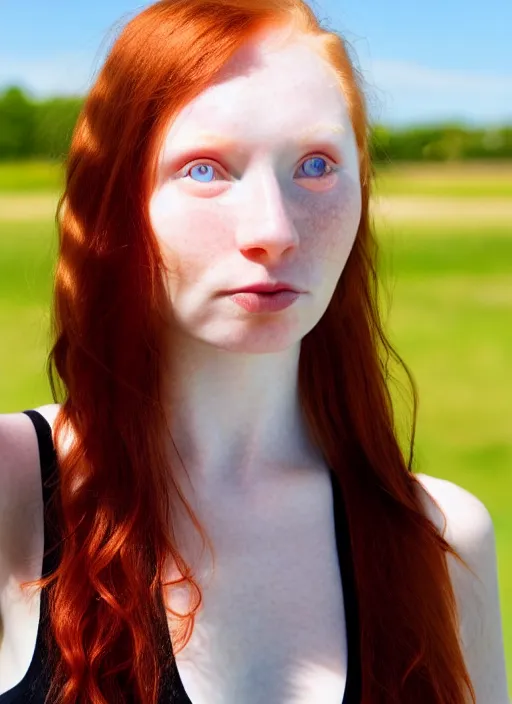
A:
[300,156,329,178]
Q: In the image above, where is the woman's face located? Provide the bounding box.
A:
[149,27,362,354]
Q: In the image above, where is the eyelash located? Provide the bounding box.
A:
[181,155,340,182]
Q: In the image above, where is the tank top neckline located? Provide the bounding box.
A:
[157,462,362,704]
[0,409,361,703]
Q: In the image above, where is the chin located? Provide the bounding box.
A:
[199,323,306,354]
[216,338,299,354]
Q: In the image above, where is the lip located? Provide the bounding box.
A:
[229,290,301,313]
[224,281,302,294]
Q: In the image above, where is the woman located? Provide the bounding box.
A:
[0,0,508,702]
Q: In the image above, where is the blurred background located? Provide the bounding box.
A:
[1,0,511,695]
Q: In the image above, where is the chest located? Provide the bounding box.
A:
[163,469,350,704]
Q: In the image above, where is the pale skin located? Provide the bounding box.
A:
[149,25,362,496]
[0,24,509,704]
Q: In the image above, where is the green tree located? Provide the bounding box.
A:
[33,96,84,161]
[0,86,35,158]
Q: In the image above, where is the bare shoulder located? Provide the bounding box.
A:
[0,403,61,478]
[414,472,510,703]
[0,404,61,580]
[32,403,61,431]
[414,472,494,548]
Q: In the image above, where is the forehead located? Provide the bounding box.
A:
[160,30,351,151]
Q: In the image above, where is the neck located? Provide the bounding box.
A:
[162,334,324,493]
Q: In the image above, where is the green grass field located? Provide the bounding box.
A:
[375,160,512,198]
[1,160,511,695]
[0,160,66,192]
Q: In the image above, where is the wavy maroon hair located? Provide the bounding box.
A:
[21,0,476,701]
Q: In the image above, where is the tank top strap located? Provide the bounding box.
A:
[329,468,362,703]
[22,409,62,577]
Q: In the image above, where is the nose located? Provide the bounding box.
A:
[235,168,299,264]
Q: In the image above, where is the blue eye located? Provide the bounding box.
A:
[184,156,336,183]
[300,156,332,178]
[188,164,217,183]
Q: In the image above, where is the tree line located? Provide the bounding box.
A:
[1,85,511,162]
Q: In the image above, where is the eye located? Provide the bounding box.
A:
[182,155,339,184]
[185,163,220,183]
[298,156,338,179]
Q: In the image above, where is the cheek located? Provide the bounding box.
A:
[151,198,234,277]
[299,175,362,264]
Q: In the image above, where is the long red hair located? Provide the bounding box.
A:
[21,0,476,701]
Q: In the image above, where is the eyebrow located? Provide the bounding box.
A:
[161,123,346,162]
[196,123,345,145]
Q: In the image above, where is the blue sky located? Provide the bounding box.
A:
[1,0,511,126]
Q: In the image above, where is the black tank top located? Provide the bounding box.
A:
[0,409,362,703]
